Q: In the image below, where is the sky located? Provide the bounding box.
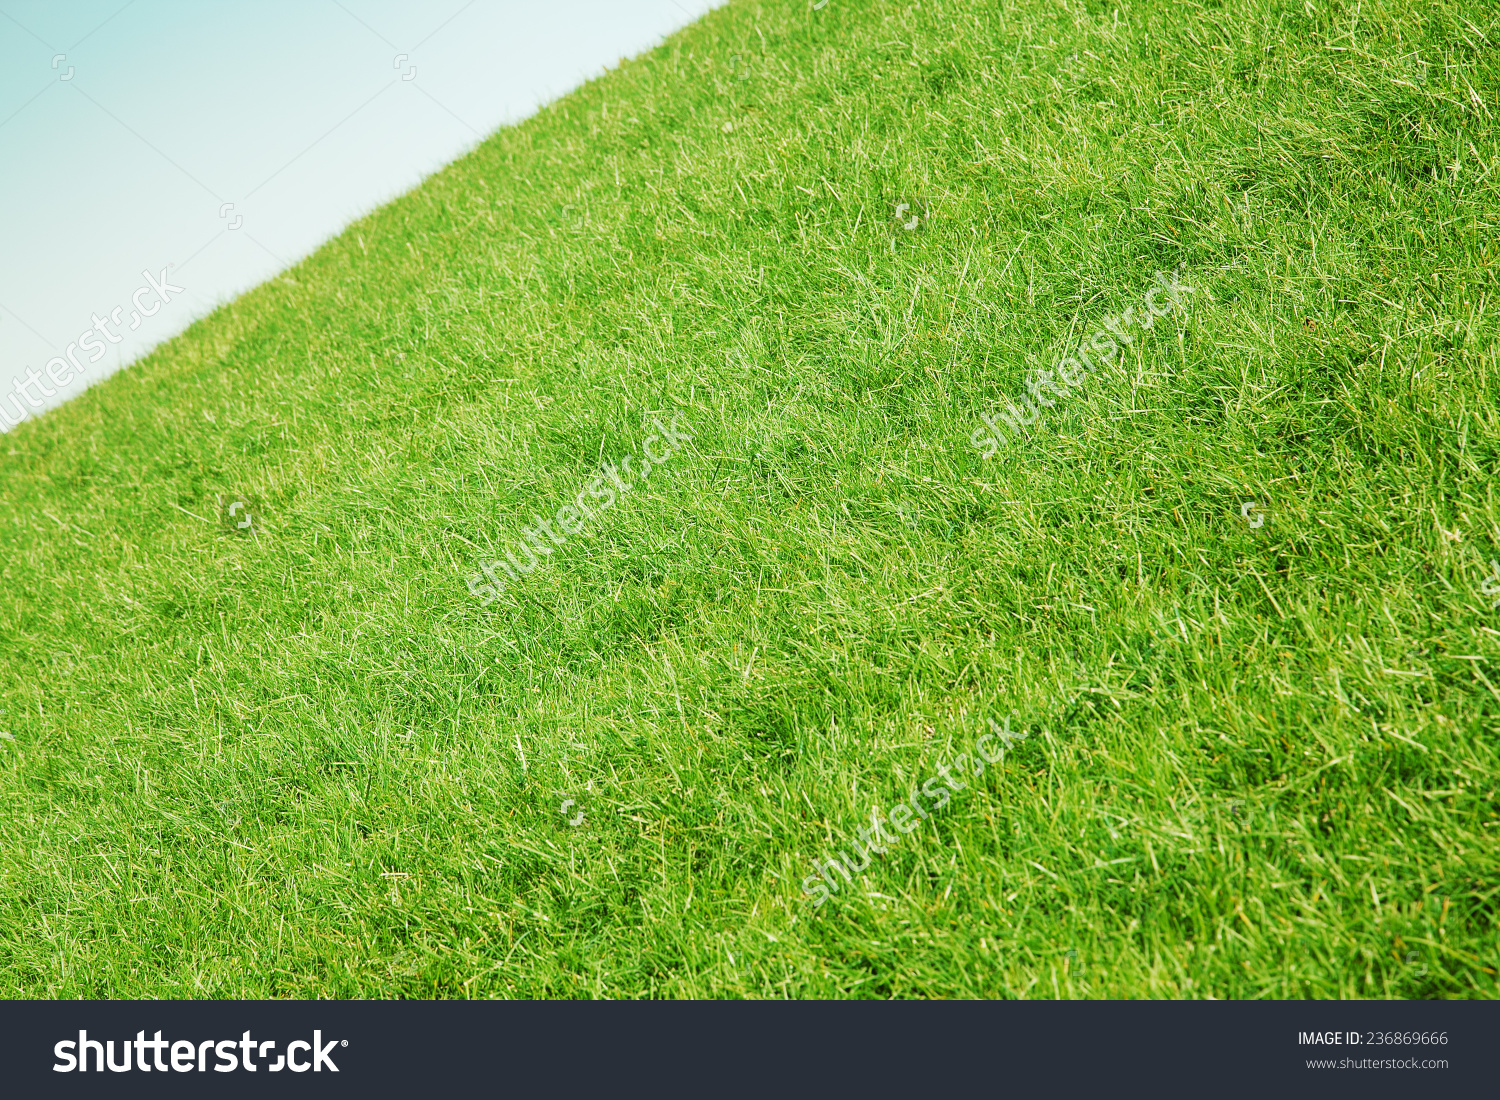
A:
[0,0,721,429]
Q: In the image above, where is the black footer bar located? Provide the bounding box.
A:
[2,998,1489,1098]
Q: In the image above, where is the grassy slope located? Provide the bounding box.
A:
[2,0,1498,999]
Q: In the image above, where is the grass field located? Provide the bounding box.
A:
[2,0,1498,999]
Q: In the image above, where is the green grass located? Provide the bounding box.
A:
[2,0,1499,999]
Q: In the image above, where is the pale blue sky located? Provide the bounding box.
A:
[0,0,721,426]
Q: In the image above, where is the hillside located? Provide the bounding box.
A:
[2,0,1498,998]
